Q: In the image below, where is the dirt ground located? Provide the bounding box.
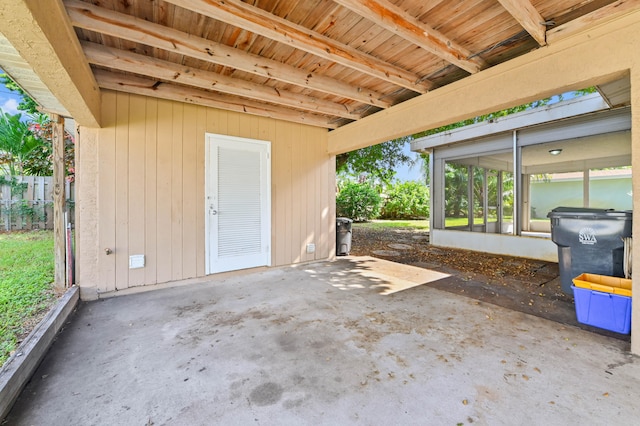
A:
[349,224,630,341]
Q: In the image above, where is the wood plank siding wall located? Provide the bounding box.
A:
[76,90,334,298]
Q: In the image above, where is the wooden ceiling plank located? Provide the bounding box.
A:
[82,41,360,119]
[333,0,487,74]
[161,0,433,92]
[497,0,547,46]
[94,69,336,129]
[64,0,390,108]
[547,0,640,43]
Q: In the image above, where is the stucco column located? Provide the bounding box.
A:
[631,70,640,355]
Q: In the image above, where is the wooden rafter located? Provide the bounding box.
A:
[547,0,640,43]
[83,42,360,120]
[161,0,432,93]
[42,0,629,133]
[333,0,487,74]
[64,0,391,109]
[497,0,547,46]
[93,69,338,129]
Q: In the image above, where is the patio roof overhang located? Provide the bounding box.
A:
[0,1,100,126]
[0,0,637,135]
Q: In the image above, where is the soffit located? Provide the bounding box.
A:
[1,0,633,130]
[0,34,71,117]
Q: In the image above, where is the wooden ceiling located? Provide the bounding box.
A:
[64,0,622,129]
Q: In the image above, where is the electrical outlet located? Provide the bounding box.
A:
[306,243,316,254]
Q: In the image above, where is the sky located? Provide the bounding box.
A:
[0,68,23,115]
[394,142,424,182]
[0,87,21,115]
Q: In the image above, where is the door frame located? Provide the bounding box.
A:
[204,133,272,275]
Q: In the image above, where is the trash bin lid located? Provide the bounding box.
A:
[547,207,632,220]
[336,217,353,224]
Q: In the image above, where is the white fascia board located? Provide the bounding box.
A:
[517,106,630,147]
[411,93,608,152]
[434,134,512,160]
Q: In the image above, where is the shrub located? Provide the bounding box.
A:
[380,181,429,219]
[336,181,382,222]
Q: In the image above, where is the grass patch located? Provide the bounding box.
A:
[354,219,430,230]
[445,217,487,227]
[0,230,55,366]
[444,216,515,227]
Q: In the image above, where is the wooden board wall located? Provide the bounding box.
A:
[81,90,333,294]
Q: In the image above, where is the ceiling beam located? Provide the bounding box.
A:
[333,0,487,74]
[64,0,391,109]
[547,0,640,43]
[94,69,337,129]
[0,0,100,127]
[497,0,547,46]
[327,7,640,154]
[161,0,432,93]
[83,42,360,120]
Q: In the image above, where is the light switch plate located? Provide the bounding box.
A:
[129,254,145,269]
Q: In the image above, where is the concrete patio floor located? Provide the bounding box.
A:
[5,256,639,425]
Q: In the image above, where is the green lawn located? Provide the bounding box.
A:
[444,216,516,227]
[0,231,55,366]
[445,217,482,227]
[353,219,430,229]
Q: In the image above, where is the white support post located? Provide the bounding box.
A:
[513,130,521,236]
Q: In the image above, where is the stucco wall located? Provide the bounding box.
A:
[76,91,334,298]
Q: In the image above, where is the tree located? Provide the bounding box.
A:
[380,181,429,219]
[1,74,75,180]
[336,181,382,222]
[336,137,414,185]
[0,111,40,176]
[444,163,469,218]
[23,116,75,180]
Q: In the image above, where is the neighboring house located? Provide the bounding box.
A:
[2,1,640,353]
[530,169,632,220]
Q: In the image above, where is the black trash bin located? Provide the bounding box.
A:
[336,217,353,256]
[548,207,632,294]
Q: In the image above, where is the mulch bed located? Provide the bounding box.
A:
[349,225,630,341]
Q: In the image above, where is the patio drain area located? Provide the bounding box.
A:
[5,257,639,425]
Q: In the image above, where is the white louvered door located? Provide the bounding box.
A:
[205,134,271,274]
